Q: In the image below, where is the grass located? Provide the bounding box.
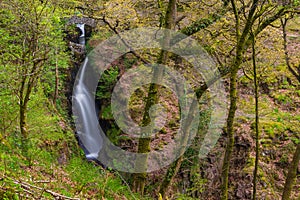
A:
[0,87,141,199]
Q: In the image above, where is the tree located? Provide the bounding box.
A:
[59,0,298,198]
[220,1,296,199]
[131,0,177,195]
[251,31,260,200]
[0,0,67,149]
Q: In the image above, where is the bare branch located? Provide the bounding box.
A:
[101,15,150,65]
[10,178,80,200]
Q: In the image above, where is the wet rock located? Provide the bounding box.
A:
[69,41,86,61]
[65,26,82,43]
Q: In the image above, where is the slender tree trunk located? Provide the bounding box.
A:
[53,48,59,106]
[220,38,252,200]
[220,2,240,198]
[19,88,30,157]
[19,61,43,150]
[159,156,183,198]
[19,103,28,139]
[221,67,238,200]
[252,33,260,200]
[282,143,300,200]
[159,98,199,198]
[132,0,177,195]
[220,0,262,198]
[19,75,29,140]
[158,76,211,198]
[281,18,300,82]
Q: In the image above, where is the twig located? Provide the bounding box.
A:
[21,188,35,197]
[12,179,80,200]
[37,187,46,199]
[31,179,52,183]
[101,15,150,65]
[242,66,253,81]
[175,15,186,24]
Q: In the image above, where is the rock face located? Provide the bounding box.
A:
[69,42,86,61]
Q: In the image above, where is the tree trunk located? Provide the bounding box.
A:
[19,77,29,140]
[282,143,300,200]
[19,61,42,152]
[159,97,199,198]
[159,156,183,198]
[19,103,28,139]
[132,0,177,195]
[53,48,59,106]
[281,18,300,82]
[158,83,209,198]
[220,67,238,200]
[220,0,261,198]
[252,33,260,200]
[19,95,30,157]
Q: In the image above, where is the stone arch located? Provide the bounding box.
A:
[66,16,96,28]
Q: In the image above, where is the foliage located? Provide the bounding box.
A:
[0,0,299,199]
[96,66,119,101]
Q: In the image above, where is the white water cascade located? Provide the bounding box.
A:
[72,24,103,160]
[76,23,85,45]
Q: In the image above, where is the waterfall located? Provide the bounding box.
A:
[76,23,85,45]
[72,23,103,160]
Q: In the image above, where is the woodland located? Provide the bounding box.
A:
[0,0,299,199]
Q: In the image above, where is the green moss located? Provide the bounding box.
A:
[261,121,286,139]
[243,156,255,174]
[236,115,249,124]
[260,138,273,147]
[274,93,292,104]
[160,127,167,134]
[279,154,289,166]
[168,119,177,128]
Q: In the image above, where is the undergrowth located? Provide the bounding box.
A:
[0,86,142,199]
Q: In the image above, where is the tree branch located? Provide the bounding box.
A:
[102,16,150,65]
[1,176,80,200]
